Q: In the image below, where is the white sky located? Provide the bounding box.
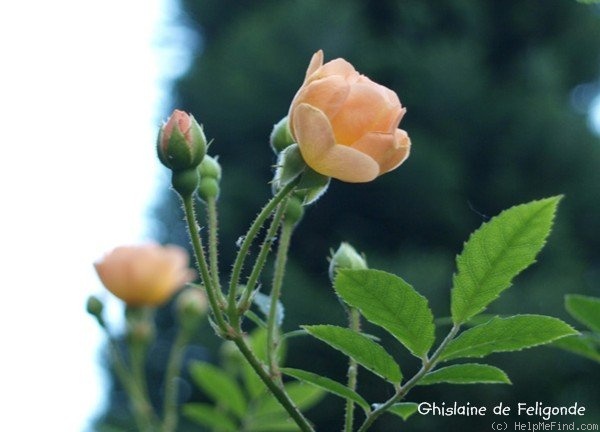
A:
[0,0,190,430]
[0,2,598,432]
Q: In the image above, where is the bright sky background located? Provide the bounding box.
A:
[0,2,598,432]
[0,0,192,430]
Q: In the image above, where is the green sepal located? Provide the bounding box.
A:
[172,168,200,197]
[270,116,295,154]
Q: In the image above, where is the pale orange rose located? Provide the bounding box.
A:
[94,243,195,307]
[288,50,411,183]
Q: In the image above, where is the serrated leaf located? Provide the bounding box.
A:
[565,294,600,332]
[253,292,285,326]
[255,382,324,417]
[189,362,247,418]
[182,403,238,431]
[440,315,577,362]
[419,363,511,385]
[335,269,435,358]
[303,325,402,383]
[281,367,370,413]
[552,333,600,363]
[451,197,561,324]
[387,402,419,421]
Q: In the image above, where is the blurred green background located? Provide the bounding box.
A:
[96,0,600,430]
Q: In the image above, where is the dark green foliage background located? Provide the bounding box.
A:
[96,1,600,430]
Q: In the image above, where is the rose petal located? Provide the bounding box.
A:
[307,58,359,85]
[382,129,411,174]
[304,50,324,81]
[351,130,410,175]
[330,81,390,145]
[289,75,350,135]
[292,103,336,159]
[314,144,380,182]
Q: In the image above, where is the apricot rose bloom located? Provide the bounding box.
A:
[94,243,195,307]
[289,50,411,183]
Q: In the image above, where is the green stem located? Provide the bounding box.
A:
[129,339,156,429]
[103,326,157,432]
[344,308,361,432]
[161,328,190,432]
[227,179,299,324]
[237,201,287,310]
[231,335,315,432]
[181,194,228,332]
[266,219,294,377]
[356,325,461,432]
[206,196,223,301]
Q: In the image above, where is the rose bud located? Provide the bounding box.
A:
[289,50,411,183]
[157,109,207,172]
[328,242,368,282]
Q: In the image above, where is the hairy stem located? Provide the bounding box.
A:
[227,179,299,325]
[181,195,228,332]
[232,334,315,432]
[344,307,361,432]
[206,196,223,301]
[266,219,294,377]
[237,201,287,310]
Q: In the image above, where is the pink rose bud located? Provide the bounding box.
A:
[289,50,411,183]
[157,109,207,172]
[94,243,196,307]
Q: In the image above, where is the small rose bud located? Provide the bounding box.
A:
[198,155,222,180]
[328,242,368,282]
[284,195,304,225]
[86,295,104,317]
[86,295,105,327]
[197,155,222,201]
[270,116,295,154]
[176,288,208,330]
[157,109,207,172]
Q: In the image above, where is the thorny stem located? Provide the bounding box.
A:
[181,194,228,332]
[344,308,361,432]
[231,334,315,432]
[266,218,294,377]
[206,196,223,302]
[227,179,300,326]
[356,324,461,432]
[237,201,287,310]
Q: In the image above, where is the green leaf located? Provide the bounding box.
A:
[419,363,511,385]
[565,294,600,332]
[552,333,600,363]
[451,197,561,324]
[189,362,247,418]
[254,382,324,417]
[387,402,419,421]
[182,403,238,431]
[440,315,577,362]
[303,324,402,383]
[281,367,370,413]
[335,269,435,358]
[253,292,285,326]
